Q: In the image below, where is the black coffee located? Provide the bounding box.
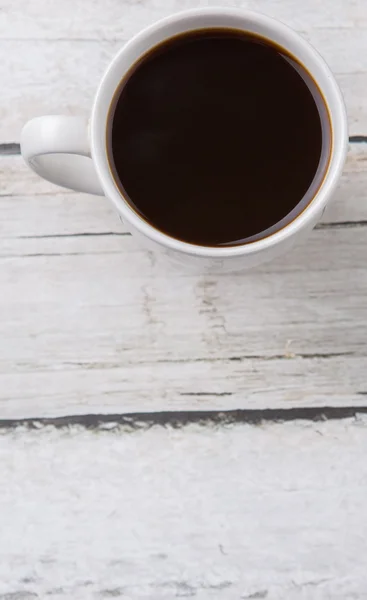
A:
[109,29,330,246]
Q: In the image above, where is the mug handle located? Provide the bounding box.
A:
[20,116,104,196]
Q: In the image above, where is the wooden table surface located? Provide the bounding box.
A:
[0,0,367,597]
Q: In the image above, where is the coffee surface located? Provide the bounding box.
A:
[110,29,326,246]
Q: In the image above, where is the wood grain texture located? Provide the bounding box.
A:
[1,0,367,419]
[1,3,367,597]
[1,0,367,140]
[2,0,367,39]
[3,40,366,141]
[0,419,367,598]
[2,146,367,238]
[1,146,367,418]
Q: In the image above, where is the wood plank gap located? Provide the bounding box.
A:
[0,142,20,155]
[1,406,367,430]
[18,231,131,239]
[316,220,367,229]
[349,135,367,142]
[1,138,366,157]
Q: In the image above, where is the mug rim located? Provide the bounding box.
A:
[90,6,348,258]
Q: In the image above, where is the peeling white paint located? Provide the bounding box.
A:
[0,419,366,598]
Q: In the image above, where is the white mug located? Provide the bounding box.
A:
[21,8,348,272]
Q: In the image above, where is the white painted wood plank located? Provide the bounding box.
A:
[1,230,367,416]
[0,419,367,598]
[0,27,367,140]
[15,73,367,143]
[2,146,367,241]
[1,145,367,418]
[1,0,367,418]
[1,355,367,418]
[1,0,366,39]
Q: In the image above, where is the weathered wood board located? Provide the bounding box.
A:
[1,146,367,417]
[0,419,367,599]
